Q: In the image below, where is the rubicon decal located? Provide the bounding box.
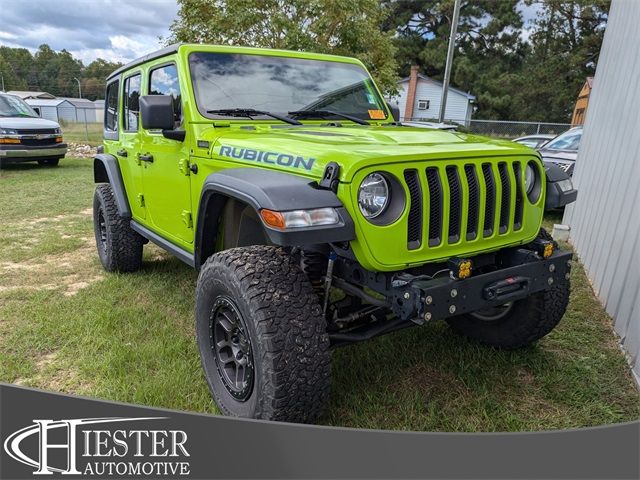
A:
[3,417,191,476]
[219,145,316,170]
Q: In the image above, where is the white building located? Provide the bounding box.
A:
[562,0,640,385]
[23,98,75,122]
[388,66,475,125]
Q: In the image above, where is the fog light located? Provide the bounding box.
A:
[448,257,473,280]
[260,208,340,230]
[531,238,554,259]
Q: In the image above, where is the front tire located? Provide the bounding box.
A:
[196,246,331,423]
[446,229,570,349]
[93,184,144,272]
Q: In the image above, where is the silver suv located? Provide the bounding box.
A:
[0,93,67,167]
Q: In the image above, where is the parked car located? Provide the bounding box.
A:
[92,43,576,423]
[0,92,67,167]
[512,134,555,149]
[538,126,582,176]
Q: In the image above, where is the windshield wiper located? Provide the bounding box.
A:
[288,109,370,126]
[206,108,302,126]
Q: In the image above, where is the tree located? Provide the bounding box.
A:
[384,0,528,119]
[516,0,610,121]
[168,0,398,93]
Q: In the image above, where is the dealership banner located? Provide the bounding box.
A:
[1,383,638,479]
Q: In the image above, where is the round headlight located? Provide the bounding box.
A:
[358,173,389,219]
[525,164,535,194]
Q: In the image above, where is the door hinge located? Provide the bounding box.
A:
[178,158,190,176]
[179,159,198,176]
[137,193,145,207]
[181,210,193,229]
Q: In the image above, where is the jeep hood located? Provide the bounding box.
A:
[199,124,537,182]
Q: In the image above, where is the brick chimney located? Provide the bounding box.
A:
[404,65,419,121]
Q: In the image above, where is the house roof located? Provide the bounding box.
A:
[397,74,476,100]
[60,97,97,108]
[24,98,66,107]
[7,90,56,99]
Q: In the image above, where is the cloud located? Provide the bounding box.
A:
[0,0,180,64]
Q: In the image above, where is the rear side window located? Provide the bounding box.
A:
[149,64,182,126]
[123,74,141,132]
[105,80,119,131]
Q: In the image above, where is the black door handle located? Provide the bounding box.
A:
[138,153,154,163]
[116,149,127,157]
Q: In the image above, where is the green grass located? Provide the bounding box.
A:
[0,158,638,431]
[60,122,103,146]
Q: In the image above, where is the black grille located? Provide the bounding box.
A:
[482,164,496,236]
[20,138,58,146]
[425,167,442,246]
[16,129,58,135]
[446,166,461,243]
[464,164,480,240]
[498,162,511,234]
[404,169,422,249]
[512,162,524,230]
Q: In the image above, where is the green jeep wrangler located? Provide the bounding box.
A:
[93,43,577,423]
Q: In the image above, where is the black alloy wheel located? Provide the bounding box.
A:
[210,296,254,401]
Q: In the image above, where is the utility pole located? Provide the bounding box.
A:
[73,77,82,98]
[1,73,4,92]
[438,0,462,124]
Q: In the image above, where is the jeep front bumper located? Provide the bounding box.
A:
[391,249,573,323]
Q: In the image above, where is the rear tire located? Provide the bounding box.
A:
[93,184,144,272]
[196,246,331,423]
[446,228,570,349]
[38,158,60,167]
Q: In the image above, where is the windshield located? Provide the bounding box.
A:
[189,52,388,122]
[544,129,582,151]
[0,95,38,118]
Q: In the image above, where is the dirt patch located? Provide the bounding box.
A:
[14,350,92,394]
[0,228,103,297]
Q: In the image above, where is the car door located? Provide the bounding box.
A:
[118,72,146,220]
[139,62,193,245]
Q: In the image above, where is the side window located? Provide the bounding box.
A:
[105,80,119,131]
[123,74,141,132]
[149,64,182,126]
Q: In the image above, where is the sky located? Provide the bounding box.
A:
[0,0,179,64]
[0,0,542,65]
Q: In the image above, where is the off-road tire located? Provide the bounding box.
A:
[38,158,60,166]
[196,245,331,423]
[446,228,570,349]
[93,184,144,272]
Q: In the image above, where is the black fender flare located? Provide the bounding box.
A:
[544,162,578,210]
[194,168,355,268]
[93,153,131,218]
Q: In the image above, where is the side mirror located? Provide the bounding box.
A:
[140,95,175,130]
[32,107,41,116]
[386,102,400,122]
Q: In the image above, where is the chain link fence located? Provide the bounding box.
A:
[408,117,572,139]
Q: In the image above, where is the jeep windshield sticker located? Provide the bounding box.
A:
[218,145,316,171]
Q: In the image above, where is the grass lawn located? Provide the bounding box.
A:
[60,122,103,146]
[1,158,638,431]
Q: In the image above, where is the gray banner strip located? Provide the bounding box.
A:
[1,383,638,479]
